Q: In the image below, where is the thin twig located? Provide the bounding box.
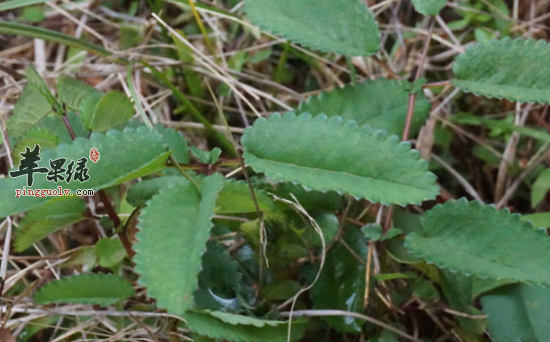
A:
[61,113,133,257]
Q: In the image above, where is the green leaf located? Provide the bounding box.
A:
[453,38,550,104]
[154,125,189,164]
[191,147,212,164]
[405,199,550,286]
[481,284,550,342]
[0,22,111,58]
[311,227,367,333]
[241,113,438,206]
[127,176,182,207]
[302,212,339,248]
[439,270,487,334]
[7,86,52,139]
[80,90,104,129]
[0,126,170,217]
[245,0,380,56]
[532,169,550,207]
[134,175,224,315]
[185,310,306,342]
[57,76,102,111]
[216,180,275,214]
[88,92,135,132]
[12,127,58,164]
[15,196,86,252]
[522,212,550,228]
[21,6,45,23]
[297,79,430,137]
[271,182,342,212]
[197,243,241,299]
[191,147,221,165]
[94,238,127,268]
[34,112,89,144]
[209,148,222,165]
[33,273,135,305]
[25,66,58,109]
[411,0,447,16]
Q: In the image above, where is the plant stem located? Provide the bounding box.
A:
[61,114,134,257]
[402,19,435,142]
[385,18,436,234]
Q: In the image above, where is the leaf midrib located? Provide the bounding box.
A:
[248,153,432,193]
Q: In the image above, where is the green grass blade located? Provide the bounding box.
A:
[0,21,111,57]
[0,0,47,12]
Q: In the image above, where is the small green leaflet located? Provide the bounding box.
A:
[25,66,59,110]
[245,0,380,56]
[241,112,439,206]
[134,174,224,315]
[297,79,431,137]
[7,86,51,140]
[94,238,127,268]
[531,169,550,207]
[33,273,135,305]
[57,76,101,111]
[215,180,275,214]
[453,38,550,104]
[405,199,550,286]
[0,126,170,217]
[15,196,86,252]
[84,91,135,132]
[154,124,190,164]
[412,0,447,16]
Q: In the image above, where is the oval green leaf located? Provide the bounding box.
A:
[0,126,170,217]
[245,0,380,56]
[453,38,550,104]
[298,79,431,137]
[134,174,224,315]
[405,199,550,286]
[241,112,438,206]
[15,196,86,252]
[33,273,134,306]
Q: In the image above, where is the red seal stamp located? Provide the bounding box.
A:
[90,147,100,163]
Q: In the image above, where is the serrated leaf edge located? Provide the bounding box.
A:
[241,112,439,206]
[33,273,134,305]
[404,198,550,285]
[452,38,550,104]
[134,175,224,315]
[244,0,380,56]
